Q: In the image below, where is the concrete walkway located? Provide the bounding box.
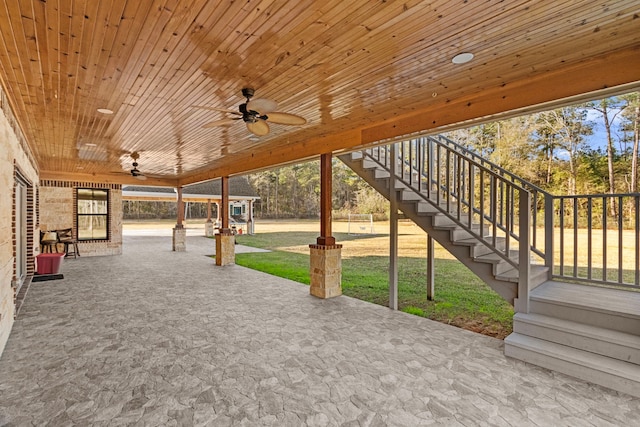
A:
[0,235,638,426]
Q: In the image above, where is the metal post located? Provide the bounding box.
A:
[427,235,435,301]
[544,193,554,280]
[389,143,398,310]
[516,190,531,313]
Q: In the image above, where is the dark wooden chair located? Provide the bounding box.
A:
[40,230,58,253]
[57,228,80,258]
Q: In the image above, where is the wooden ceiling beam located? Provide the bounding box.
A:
[178,129,362,185]
[39,170,178,187]
[361,47,640,143]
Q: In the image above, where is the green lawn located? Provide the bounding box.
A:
[235,230,514,339]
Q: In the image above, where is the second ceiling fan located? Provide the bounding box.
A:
[199,88,306,136]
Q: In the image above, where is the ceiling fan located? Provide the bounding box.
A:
[197,88,306,136]
[130,152,147,181]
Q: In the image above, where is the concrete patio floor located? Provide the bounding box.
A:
[1,234,638,426]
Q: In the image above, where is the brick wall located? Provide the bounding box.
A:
[40,181,123,257]
[0,86,39,356]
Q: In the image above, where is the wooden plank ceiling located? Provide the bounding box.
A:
[0,0,639,186]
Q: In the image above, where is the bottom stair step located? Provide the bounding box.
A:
[513,312,640,364]
[504,333,640,398]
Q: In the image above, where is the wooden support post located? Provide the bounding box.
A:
[247,199,254,235]
[173,186,186,251]
[216,176,235,265]
[427,235,435,301]
[317,153,335,246]
[207,199,212,221]
[176,186,184,228]
[309,153,342,299]
[221,177,229,232]
[389,144,398,310]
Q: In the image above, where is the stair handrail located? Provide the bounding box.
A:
[430,134,548,195]
[365,138,534,308]
[428,135,550,264]
[367,139,534,264]
[365,134,640,291]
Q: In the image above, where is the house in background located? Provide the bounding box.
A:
[123,176,260,234]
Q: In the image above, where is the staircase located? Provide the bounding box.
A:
[338,135,640,398]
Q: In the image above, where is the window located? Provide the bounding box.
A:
[77,188,109,240]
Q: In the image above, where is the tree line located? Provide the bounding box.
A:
[125,92,639,221]
[249,92,639,219]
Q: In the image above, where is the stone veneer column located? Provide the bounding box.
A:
[215,230,235,266]
[205,220,214,237]
[173,186,186,251]
[172,226,186,252]
[309,243,343,298]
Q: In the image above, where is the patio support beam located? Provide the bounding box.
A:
[318,153,335,246]
[216,176,235,265]
[172,186,186,252]
[389,144,398,310]
[427,235,435,301]
[309,153,342,299]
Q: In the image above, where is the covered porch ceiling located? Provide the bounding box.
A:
[1,0,639,187]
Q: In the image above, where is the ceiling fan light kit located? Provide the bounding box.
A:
[200,88,306,136]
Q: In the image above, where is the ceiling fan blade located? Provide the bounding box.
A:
[202,118,240,128]
[192,105,241,115]
[246,120,270,136]
[266,112,307,125]
[246,98,278,114]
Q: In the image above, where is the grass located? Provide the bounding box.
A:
[234,221,515,339]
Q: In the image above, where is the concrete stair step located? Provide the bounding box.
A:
[399,189,423,201]
[452,236,507,257]
[374,169,390,179]
[474,251,518,275]
[529,281,640,335]
[504,333,640,398]
[513,312,640,364]
[495,265,548,284]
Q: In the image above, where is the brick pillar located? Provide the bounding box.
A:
[309,243,342,298]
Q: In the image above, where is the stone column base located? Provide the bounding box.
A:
[205,221,214,237]
[172,226,186,252]
[215,232,235,266]
[309,244,343,298]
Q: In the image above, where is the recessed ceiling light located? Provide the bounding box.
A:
[84,143,97,147]
[452,52,474,64]
[97,108,113,114]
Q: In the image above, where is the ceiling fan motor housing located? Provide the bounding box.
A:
[239,102,267,123]
[241,87,255,99]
